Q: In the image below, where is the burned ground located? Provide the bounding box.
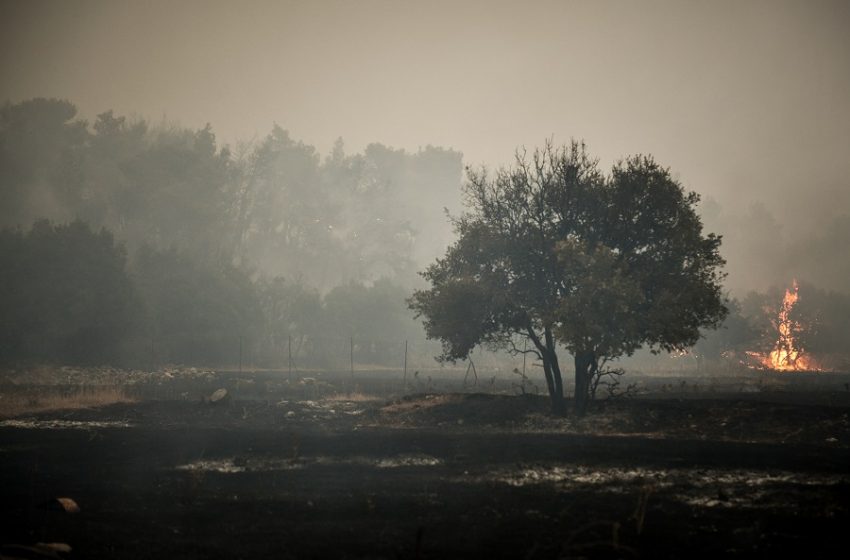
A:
[1,369,849,559]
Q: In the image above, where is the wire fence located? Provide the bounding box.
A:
[141,332,538,379]
[136,331,717,390]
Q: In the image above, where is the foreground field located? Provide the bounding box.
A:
[1,369,849,559]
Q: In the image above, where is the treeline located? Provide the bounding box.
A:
[3,98,848,371]
[0,221,425,367]
[1,98,463,290]
[0,98,461,367]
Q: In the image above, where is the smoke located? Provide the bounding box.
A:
[2,0,849,297]
[701,198,850,297]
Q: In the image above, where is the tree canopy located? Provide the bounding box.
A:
[0,98,464,368]
[410,141,728,415]
[0,220,138,364]
[0,99,463,291]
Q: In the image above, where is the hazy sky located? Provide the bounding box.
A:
[2,0,849,228]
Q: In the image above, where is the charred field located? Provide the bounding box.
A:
[1,368,849,559]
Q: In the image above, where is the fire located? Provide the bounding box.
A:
[762,280,817,371]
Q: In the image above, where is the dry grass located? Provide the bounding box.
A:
[323,391,382,403]
[379,393,460,414]
[0,385,135,418]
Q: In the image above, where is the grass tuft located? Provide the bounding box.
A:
[0,385,135,418]
[323,391,381,403]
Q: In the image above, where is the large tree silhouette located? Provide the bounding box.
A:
[410,141,727,415]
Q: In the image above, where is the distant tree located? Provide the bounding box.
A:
[255,276,323,364]
[0,99,239,261]
[0,220,137,364]
[410,141,727,415]
[322,142,418,284]
[133,246,260,366]
[112,122,234,258]
[324,278,424,365]
[0,97,475,370]
[321,141,463,286]
[693,298,759,367]
[78,110,149,226]
[235,125,341,286]
[0,98,89,226]
[1,98,465,293]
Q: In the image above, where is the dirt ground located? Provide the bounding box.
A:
[1,368,849,559]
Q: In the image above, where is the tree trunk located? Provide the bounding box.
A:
[540,359,556,402]
[574,350,597,417]
[545,327,565,415]
[526,327,565,416]
[541,357,565,415]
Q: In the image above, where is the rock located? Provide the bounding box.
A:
[209,388,229,404]
[37,543,72,554]
[37,497,80,513]
[1,542,72,559]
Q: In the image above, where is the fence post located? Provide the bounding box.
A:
[239,335,243,375]
[403,340,408,385]
[464,352,478,387]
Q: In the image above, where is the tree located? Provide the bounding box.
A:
[0,220,138,365]
[235,125,341,287]
[114,121,234,259]
[255,276,322,365]
[410,141,727,415]
[324,279,424,365]
[133,246,260,366]
[693,298,759,369]
[320,141,463,286]
[0,98,89,227]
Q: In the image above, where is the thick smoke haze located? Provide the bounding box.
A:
[2,0,850,296]
[4,6,850,554]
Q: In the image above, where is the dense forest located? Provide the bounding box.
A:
[0,98,460,367]
[2,98,849,370]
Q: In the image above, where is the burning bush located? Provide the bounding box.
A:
[742,281,850,372]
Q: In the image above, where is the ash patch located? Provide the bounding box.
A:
[0,418,133,429]
[484,464,848,511]
[175,453,443,473]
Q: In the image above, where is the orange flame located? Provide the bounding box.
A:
[762,280,816,371]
